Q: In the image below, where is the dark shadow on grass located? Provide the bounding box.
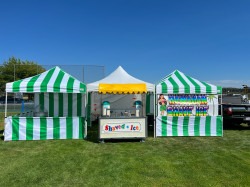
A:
[223,123,250,130]
[148,125,154,137]
[0,130,4,141]
[100,139,144,143]
[86,122,99,143]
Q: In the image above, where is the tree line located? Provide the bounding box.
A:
[0,57,45,93]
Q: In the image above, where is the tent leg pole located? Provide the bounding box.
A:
[90,92,92,127]
[154,91,156,138]
[85,93,87,139]
[221,93,223,117]
[87,92,92,127]
[5,93,7,118]
[221,93,223,137]
[85,120,87,139]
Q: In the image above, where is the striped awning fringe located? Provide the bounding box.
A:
[98,83,147,94]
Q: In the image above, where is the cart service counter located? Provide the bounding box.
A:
[86,66,155,142]
[99,117,147,140]
[99,108,147,141]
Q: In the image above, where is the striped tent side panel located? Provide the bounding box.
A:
[4,116,84,141]
[4,117,13,141]
[12,117,20,140]
[72,117,80,139]
[34,93,86,117]
[156,116,223,137]
[216,116,223,136]
[156,116,164,136]
[40,117,47,140]
[17,117,27,140]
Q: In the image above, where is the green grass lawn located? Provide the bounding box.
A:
[0,121,249,186]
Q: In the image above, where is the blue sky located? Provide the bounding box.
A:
[0,0,250,87]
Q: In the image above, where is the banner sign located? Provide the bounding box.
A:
[157,94,218,117]
[99,118,146,139]
[103,122,141,132]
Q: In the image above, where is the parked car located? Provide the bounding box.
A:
[0,96,23,104]
[220,94,250,127]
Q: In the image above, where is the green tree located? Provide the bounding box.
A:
[0,57,46,93]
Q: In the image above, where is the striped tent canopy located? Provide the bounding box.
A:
[6,66,86,93]
[156,70,222,94]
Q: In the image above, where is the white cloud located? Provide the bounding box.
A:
[206,80,250,88]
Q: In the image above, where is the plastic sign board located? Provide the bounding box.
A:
[99,118,146,139]
[103,122,141,132]
[157,94,218,117]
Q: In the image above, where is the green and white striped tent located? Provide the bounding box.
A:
[156,70,223,137]
[156,70,222,94]
[6,66,86,93]
[4,66,87,141]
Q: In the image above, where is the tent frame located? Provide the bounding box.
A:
[87,66,155,140]
[4,93,7,118]
[4,66,87,141]
[155,70,223,137]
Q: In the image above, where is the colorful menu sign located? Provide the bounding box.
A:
[103,122,141,132]
[99,118,146,139]
[158,94,218,117]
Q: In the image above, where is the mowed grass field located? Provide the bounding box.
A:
[0,114,250,186]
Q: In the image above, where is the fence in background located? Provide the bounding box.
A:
[0,64,105,113]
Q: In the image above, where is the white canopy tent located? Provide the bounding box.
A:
[87,66,155,126]
[87,66,154,92]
